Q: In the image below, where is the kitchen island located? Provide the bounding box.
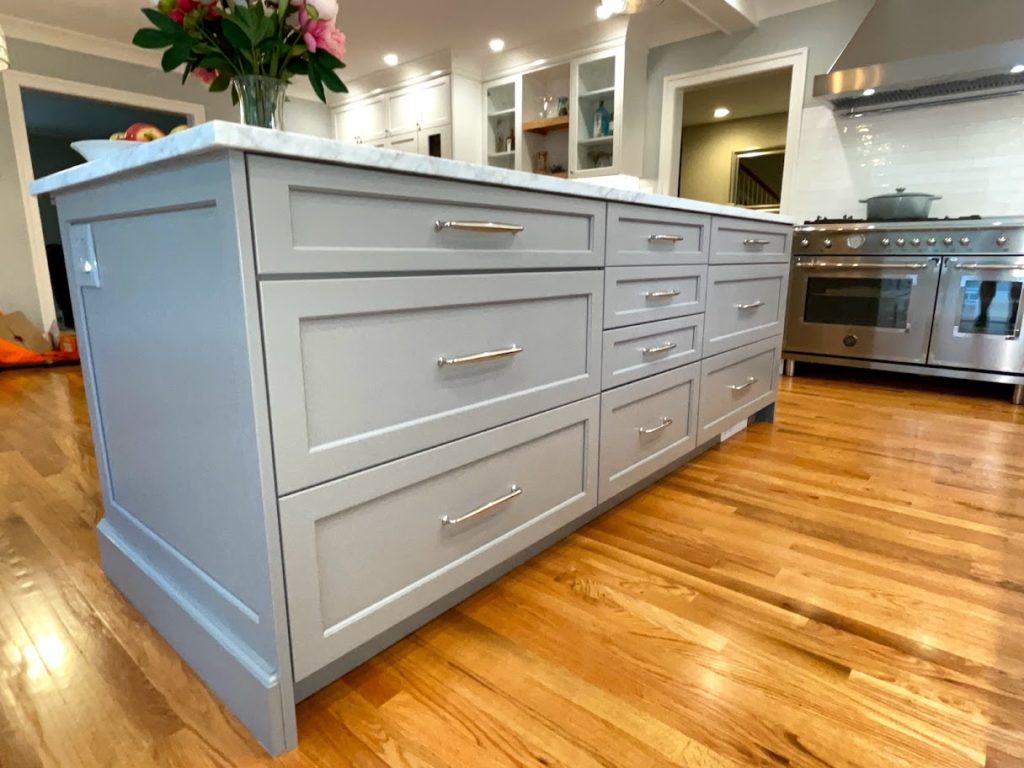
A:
[31,122,795,755]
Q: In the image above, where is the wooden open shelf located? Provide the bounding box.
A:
[522,115,569,135]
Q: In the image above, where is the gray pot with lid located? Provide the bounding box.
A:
[860,187,942,220]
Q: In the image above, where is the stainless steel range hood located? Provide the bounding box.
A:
[814,0,1024,113]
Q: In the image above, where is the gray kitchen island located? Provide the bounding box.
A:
[31,122,794,755]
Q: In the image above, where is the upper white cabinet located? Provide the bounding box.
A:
[571,50,624,178]
[484,77,520,171]
[334,96,387,144]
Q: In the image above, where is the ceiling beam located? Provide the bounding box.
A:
[676,0,758,34]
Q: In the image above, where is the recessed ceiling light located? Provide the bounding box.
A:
[596,0,625,18]
[1012,64,1024,74]
[531,58,547,67]
[371,88,383,95]
[429,70,443,77]
[489,38,505,53]
[596,4,613,19]
[382,53,399,67]
[713,107,730,119]
[862,88,876,96]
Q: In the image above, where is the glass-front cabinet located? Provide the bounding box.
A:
[570,50,623,177]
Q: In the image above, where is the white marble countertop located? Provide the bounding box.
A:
[30,121,796,225]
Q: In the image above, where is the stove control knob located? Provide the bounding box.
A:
[911,238,921,247]
[943,237,954,246]
[881,237,891,246]
[960,236,971,246]
[896,237,906,246]
[800,238,810,248]
[997,235,1008,247]
[927,237,937,246]
[823,238,833,249]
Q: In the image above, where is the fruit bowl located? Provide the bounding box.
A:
[70,139,145,163]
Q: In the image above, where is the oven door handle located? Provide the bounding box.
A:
[954,263,1024,271]
[795,262,931,271]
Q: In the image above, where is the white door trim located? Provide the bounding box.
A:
[656,47,808,214]
[2,71,205,331]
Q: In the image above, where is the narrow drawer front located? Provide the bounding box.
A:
[598,364,700,503]
[248,156,605,274]
[704,263,790,356]
[281,397,600,679]
[262,271,603,493]
[607,204,710,266]
[602,315,703,390]
[698,337,780,444]
[710,218,791,264]
[604,265,707,329]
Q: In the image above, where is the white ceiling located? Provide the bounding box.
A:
[0,0,837,86]
[682,67,793,126]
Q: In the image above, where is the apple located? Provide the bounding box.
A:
[109,131,126,140]
[170,125,189,135]
[124,122,166,142]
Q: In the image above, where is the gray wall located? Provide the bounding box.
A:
[26,134,83,245]
[642,0,874,179]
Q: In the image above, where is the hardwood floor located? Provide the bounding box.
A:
[1,365,1023,767]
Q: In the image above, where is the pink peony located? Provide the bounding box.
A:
[291,0,339,23]
[192,66,218,85]
[302,18,346,60]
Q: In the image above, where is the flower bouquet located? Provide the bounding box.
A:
[133,0,348,129]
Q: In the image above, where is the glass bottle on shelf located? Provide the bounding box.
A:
[506,126,514,152]
[593,100,611,138]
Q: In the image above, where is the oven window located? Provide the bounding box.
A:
[956,279,1023,336]
[804,277,915,328]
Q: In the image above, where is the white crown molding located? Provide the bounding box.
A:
[0,13,323,103]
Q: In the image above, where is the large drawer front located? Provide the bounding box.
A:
[710,218,791,264]
[704,263,790,356]
[606,203,709,266]
[281,397,600,679]
[604,265,707,329]
[598,364,700,503]
[248,156,605,274]
[602,315,703,390]
[698,336,780,444]
[262,271,603,493]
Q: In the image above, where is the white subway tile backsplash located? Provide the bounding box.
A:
[787,95,1024,221]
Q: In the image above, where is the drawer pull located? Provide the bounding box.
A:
[641,341,677,355]
[438,344,523,367]
[743,238,772,246]
[728,377,757,392]
[648,234,685,244]
[734,300,765,310]
[435,220,525,234]
[638,417,673,436]
[645,289,681,300]
[442,485,523,526]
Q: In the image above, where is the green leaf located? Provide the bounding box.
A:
[132,28,172,49]
[313,60,344,92]
[210,72,232,93]
[198,55,230,70]
[221,18,252,51]
[317,51,345,70]
[142,7,183,35]
[161,42,193,72]
[307,68,326,102]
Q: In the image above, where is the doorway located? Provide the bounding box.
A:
[656,49,807,212]
[3,72,204,333]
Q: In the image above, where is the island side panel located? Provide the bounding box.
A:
[54,152,296,754]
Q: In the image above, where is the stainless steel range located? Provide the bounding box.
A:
[783,217,1024,404]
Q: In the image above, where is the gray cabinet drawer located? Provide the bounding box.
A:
[281,397,600,679]
[698,336,780,444]
[604,265,707,329]
[247,156,605,274]
[607,203,709,266]
[598,364,700,503]
[262,271,603,493]
[710,217,792,264]
[704,263,790,356]
[602,315,703,390]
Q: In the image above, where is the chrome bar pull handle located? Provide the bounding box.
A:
[638,417,672,436]
[442,485,522,526]
[648,234,685,243]
[796,262,930,271]
[435,220,525,234]
[955,263,1024,271]
[438,345,522,367]
[645,289,681,299]
[728,377,757,392]
[641,341,677,355]
[735,300,765,310]
[743,238,771,246]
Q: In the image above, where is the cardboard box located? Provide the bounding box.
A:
[0,312,54,354]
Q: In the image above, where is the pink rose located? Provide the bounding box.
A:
[192,67,218,85]
[291,0,339,23]
[303,19,346,61]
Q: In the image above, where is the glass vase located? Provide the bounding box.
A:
[234,75,288,130]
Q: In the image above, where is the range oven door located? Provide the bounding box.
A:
[784,256,942,364]
[928,257,1024,373]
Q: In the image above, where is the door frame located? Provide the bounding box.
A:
[656,48,807,212]
[2,71,205,330]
